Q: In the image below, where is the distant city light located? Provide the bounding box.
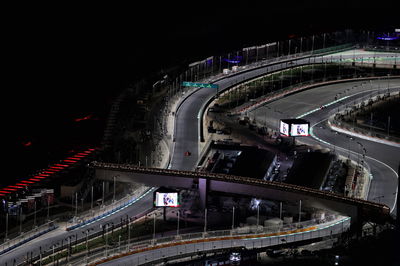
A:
[376,33,399,41]
[224,56,242,64]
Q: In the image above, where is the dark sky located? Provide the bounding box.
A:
[4,2,398,106]
[2,2,398,182]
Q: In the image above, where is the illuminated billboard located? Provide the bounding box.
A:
[280,119,310,137]
[154,191,180,207]
[290,123,309,136]
[279,121,290,136]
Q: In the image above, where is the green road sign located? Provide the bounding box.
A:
[182,81,219,89]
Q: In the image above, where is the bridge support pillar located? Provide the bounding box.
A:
[355,206,364,239]
[198,178,208,209]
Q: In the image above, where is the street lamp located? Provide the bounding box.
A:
[232,206,235,230]
[51,243,58,266]
[153,212,156,242]
[204,208,208,236]
[102,222,113,257]
[65,235,76,261]
[82,228,94,258]
[113,175,119,203]
[127,218,132,252]
[177,210,180,237]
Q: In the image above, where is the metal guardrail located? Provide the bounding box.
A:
[66,186,154,231]
[329,89,400,146]
[91,161,390,213]
[229,65,400,115]
[0,220,58,256]
[75,215,350,266]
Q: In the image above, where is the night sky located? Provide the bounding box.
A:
[2,2,398,184]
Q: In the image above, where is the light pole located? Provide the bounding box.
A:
[5,213,8,241]
[232,206,235,230]
[75,192,78,217]
[204,208,208,235]
[387,74,390,93]
[127,219,131,252]
[105,224,108,257]
[153,212,156,242]
[65,235,75,262]
[91,185,94,213]
[311,35,315,54]
[300,37,303,53]
[103,222,112,257]
[113,176,116,203]
[19,206,22,235]
[52,243,57,266]
[102,181,105,208]
[47,196,50,221]
[177,210,180,236]
[34,201,37,228]
[298,199,302,224]
[83,228,94,259]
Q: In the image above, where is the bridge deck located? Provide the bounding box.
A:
[91,162,390,222]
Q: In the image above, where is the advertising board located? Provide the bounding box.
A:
[290,123,309,136]
[280,119,310,137]
[279,121,290,136]
[154,192,179,207]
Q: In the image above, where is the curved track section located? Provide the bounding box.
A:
[2,50,398,266]
[249,78,400,212]
[170,51,399,171]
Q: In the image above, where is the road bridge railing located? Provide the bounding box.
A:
[90,161,390,215]
[78,215,350,266]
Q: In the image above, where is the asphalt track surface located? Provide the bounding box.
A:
[0,191,154,265]
[1,50,398,265]
[170,50,398,170]
[99,67,399,265]
[250,79,400,212]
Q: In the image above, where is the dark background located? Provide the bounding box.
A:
[2,2,399,185]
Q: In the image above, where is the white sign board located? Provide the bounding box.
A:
[290,124,309,136]
[155,192,179,207]
[280,121,290,136]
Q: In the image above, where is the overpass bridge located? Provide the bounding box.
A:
[91,162,390,226]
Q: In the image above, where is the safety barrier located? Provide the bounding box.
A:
[82,215,350,266]
[0,222,58,256]
[66,187,155,231]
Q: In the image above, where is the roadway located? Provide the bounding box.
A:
[249,79,400,212]
[96,216,351,266]
[170,50,399,170]
[100,49,398,265]
[1,49,398,265]
[0,192,154,265]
